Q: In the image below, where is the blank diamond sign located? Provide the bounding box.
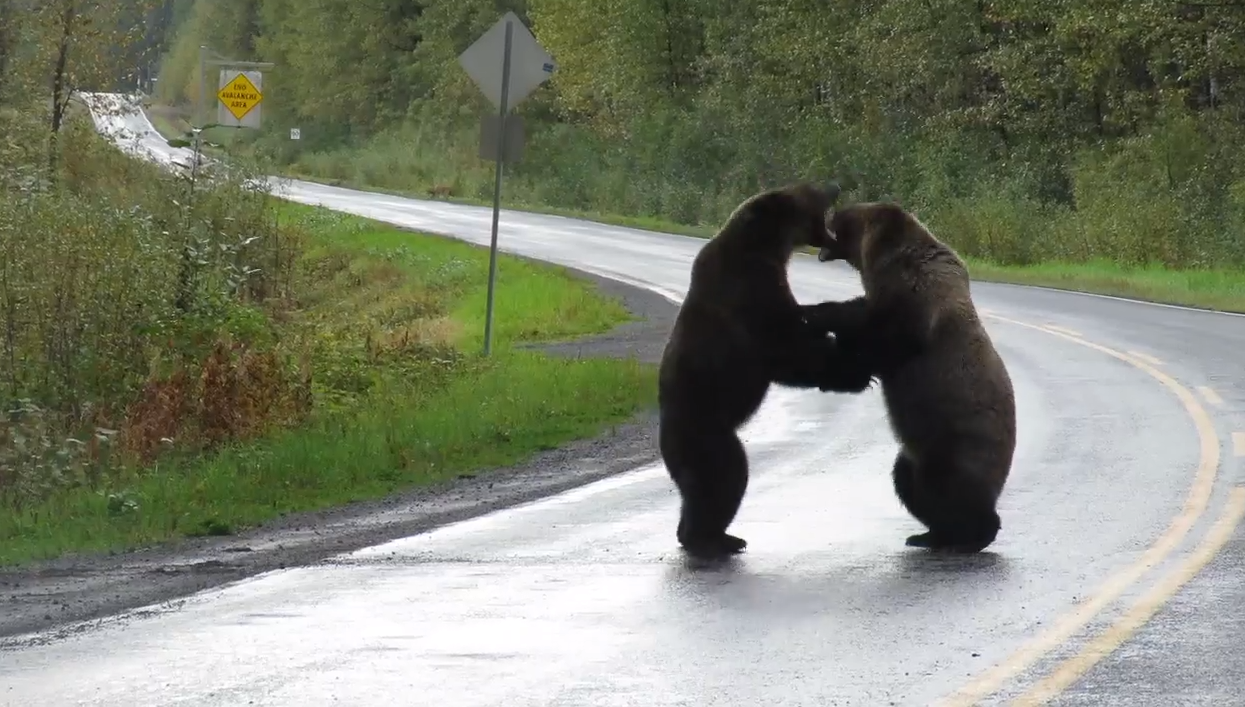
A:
[458,11,556,357]
[458,11,555,113]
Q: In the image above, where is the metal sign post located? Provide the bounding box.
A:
[459,13,555,356]
[483,21,514,359]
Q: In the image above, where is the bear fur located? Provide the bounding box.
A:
[802,201,1016,553]
[657,183,876,559]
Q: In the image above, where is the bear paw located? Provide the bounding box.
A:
[679,532,747,559]
[905,531,993,554]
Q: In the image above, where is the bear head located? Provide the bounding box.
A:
[818,201,910,271]
[734,181,842,252]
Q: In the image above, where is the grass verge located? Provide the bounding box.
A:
[0,203,656,567]
[963,259,1245,313]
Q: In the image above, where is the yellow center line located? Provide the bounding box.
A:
[935,313,1222,707]
[1012,486,1245,705]
[1127,351,1164,367]
[1043,324,1082,338]
[1196,386,1225,407]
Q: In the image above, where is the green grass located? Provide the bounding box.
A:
[964,259,1245,312]
[313,214,631,347]
[0,204,656,567]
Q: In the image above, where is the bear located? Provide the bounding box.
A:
[801,201,1016,553]
[657,182,877,560]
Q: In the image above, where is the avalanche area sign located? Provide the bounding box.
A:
[216,70,263,128]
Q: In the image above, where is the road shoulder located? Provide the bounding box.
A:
[1047,528,1245,706]
[0,267,675,641]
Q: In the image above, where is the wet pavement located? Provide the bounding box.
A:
[6,94,1240,706]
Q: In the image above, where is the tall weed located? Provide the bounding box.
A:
[0,105,305,507]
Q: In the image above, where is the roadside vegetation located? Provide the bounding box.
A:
[151,0,1245,313]
[0,0,655,567]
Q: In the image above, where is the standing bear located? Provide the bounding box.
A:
[803,201,1016,553]
[658,182,876,559]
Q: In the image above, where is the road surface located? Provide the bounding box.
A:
[4,93,1240,706]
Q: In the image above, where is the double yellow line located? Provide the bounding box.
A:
[935,312,1244,706]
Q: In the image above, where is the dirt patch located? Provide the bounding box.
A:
[0,266,677,641]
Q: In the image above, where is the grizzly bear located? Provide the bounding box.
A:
[802,201,1016,553]
[658,183,876,559]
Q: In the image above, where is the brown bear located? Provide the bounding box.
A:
[802,201,1016,553]
[658,182,876,559]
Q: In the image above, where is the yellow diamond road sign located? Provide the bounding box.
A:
[217,73,262,121]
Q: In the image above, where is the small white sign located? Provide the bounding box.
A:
[290,128,301,140]
[458,12,555,113]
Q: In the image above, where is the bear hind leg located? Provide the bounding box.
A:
[662,422,749,558]
[892,451,1000,553]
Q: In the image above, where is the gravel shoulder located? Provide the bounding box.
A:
[0,266,676,641]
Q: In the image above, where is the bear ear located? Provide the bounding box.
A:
[822,181,842,209]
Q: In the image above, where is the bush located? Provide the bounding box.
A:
[0,104,304,508]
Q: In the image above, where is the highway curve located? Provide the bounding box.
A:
[3,94,1242,706]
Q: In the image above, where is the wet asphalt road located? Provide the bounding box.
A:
[5,95,1240,706]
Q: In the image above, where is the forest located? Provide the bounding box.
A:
[153,0,1245,272]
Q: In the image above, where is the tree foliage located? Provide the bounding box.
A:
[0,0,305,506]
[156,0,1245,268]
